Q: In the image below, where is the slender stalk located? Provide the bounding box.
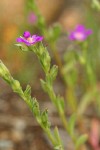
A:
[44,128,64,150]
[50,43,78,112]
[50,44,63,76]
[47,86,77,144]
[47,87,69,131]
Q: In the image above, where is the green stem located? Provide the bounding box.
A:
[50,44,63,76]
[50,44,78,112]
[48,87,69,130]
[43,127,58,148]
[44,128,64,150]
[47,86,77,144]
[18,88,64,150]
[80,42,96,87]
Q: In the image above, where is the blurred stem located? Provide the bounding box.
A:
[81,42,96,87]
[47,85,77,144]
[50,43,77,112]
[43,128,61,149]
[65,86,77,112]
[95,90,100,116]
[59,111,77,144]
[50,43,63,76]
[47,86,69,131]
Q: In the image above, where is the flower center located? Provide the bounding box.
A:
[27,37,34,43]
[74,32,84,40]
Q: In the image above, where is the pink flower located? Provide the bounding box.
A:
[27,12,37,25]
[16,31,43,46]
[68,25,93,41]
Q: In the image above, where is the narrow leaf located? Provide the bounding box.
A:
[75,134,88,149]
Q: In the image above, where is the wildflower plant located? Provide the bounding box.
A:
[0,29,88,149]
[0,0,100,150]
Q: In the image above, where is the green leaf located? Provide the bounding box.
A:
[50,65,58,82]
[54,127,62,144]
[31,98,40,117]
[75,134,88,150]
[0,60,10,77]
[15,43,29,52]
[91,0,100,11]
[56,95,65,113]
[10,79,23,95]
[39,51,50,73]
[40,79,48,92]
[68,114,76,136]
[41,109,50,127]
[24,85,31,98]
[52,24,61,40]
[77,88,97,115]
[54,145,63,150]
[48,24,61,42]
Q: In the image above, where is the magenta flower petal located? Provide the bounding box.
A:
[23,31,31,38]
[32,35,43,42]
[16,37,23,42]
[76,25,85,32]
[16,37,31,46]
[68,32,76,40]
[85,29,93,36]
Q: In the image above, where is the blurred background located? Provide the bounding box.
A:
[0,0,100,150]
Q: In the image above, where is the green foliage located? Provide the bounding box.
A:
[49,65,58,83]
[41,109,51,128]
[75,134,88,150]
[91,0,100,10]
[24,85,31,99]
[47,24,61,43]
[68,114,76,137]
[56,95,65,113]
[77,88,97,115]
[54,127,63,150]
[15,43,29,52]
